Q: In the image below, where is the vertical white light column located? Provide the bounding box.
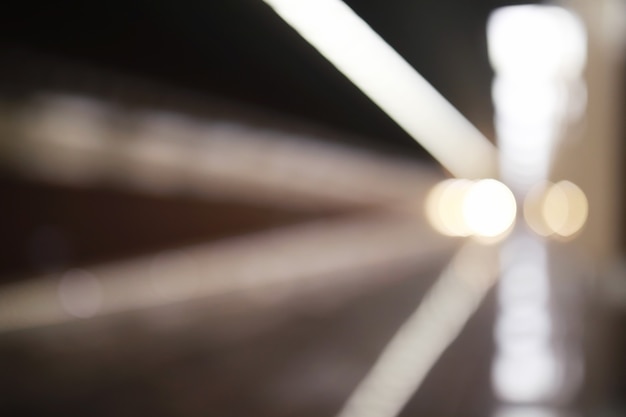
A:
[488,5,587,196]
[487,4,587,407]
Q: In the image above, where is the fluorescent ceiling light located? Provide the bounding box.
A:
[262,0,497,179]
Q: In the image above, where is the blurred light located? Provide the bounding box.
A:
[336,242,498,417]
[0,213,454,332]
[18,95,110,184]
[488,5,587,196]
[498,262,550,308]
[494,406,559,417]
[495,120,555,195]
[121,114,195,194]
[150,251,199,301]
[543,181,588,238]
[487,5,587,80]
[463,179,516,238]
[523,182,553,237]
[492,77,566,124]
[496,252,552,358]
[495,307,552,355]
[488,4,586,408]
[58,269,102,318]
[493,349,561,403]
[262,0,497,179]
[453,241,500,290]
[11,94,442,210]
[543,184,570,235]
[426,179,516,239]
[524,181,588,238]
[425,179,473,237]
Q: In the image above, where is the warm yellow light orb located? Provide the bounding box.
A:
[524,180,588,239]
[425,179,473,237]
[523,182,553,237]
[543,181,588,238]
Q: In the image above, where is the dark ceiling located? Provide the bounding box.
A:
[0,0,537,159]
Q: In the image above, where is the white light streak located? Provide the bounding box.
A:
[336,242,498,417]
[58,269,102,318]
[494,405,559,417]
[488,8,587,403]
[8,94,441,210]
[262,0,497,179]
[0,213,455,333]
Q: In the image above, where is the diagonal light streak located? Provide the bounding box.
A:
[4,94,441,210]
[0,213,455,333]
[335,241,499,417]
[262,0,498,179]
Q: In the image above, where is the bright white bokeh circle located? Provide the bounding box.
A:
[462,179,517,237]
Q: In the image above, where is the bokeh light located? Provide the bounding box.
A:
[425,179,473,237]
[427,179,516,239]
[543,181,588,238]
[463,179,517,238]
[493,349,561,403]
[524,181,588,238]
[487,5,587,80]
[58,269,102,319]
